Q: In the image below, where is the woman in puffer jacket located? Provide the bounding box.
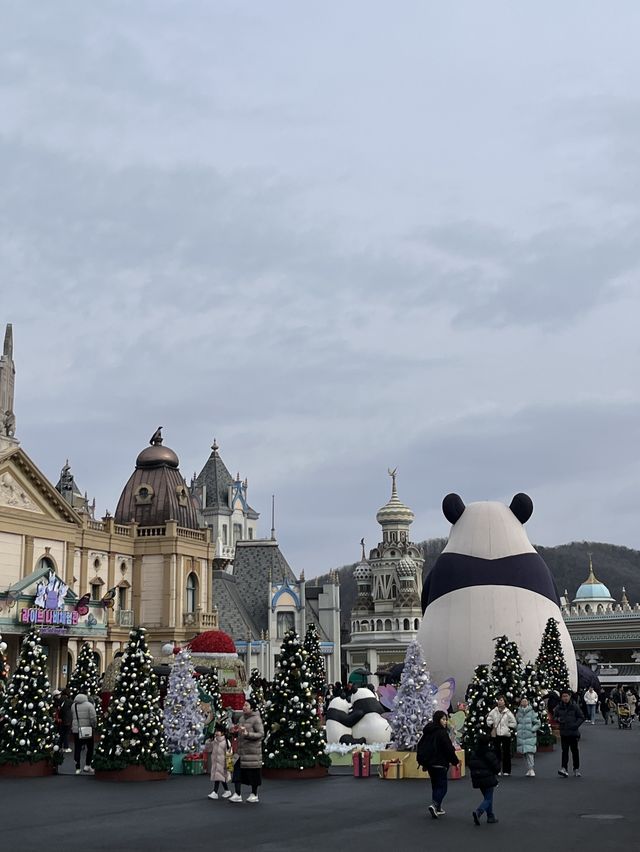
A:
[71,693,97,774]
[516,697,541,777]
[469,734,500,825]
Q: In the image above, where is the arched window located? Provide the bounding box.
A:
[376,619,383,632]
[36,555,55,573]
[395,619,400,631]
[92,650,102,673]
[384,619,392,631]
[404,618,410,630]
[413,618,419,630]
[361,621,368,632]
[186,573,198,613]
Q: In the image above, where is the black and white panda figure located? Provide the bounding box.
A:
[325,697,352,744]
[416,493,577,697]
[348,688,392,745]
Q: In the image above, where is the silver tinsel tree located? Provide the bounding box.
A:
[390,640,436,750]
[163,649,205,754]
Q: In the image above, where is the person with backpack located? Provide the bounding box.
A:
[469,733,500,825]
[417,710,460,820]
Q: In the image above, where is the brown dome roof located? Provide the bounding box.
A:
[114,428,199,529]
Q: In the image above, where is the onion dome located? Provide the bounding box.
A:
[354,559,372,582]
[572,556,615,604]
[396,555,416,577]
[188,629,236,654]
[376,468,415,526]
[114,427,199,529]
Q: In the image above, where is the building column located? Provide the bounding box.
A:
[132,555,143,624]
[23,535,34,577]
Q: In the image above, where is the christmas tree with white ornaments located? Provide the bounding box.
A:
[67,642,101,703]
[535,618,570,694]
[163,649,205,754]
[0,627,62,766]
[303,624,327,697]
[93,627,170,772]
[521,662,554,744]
[263,628,330,770]
[390,640,436,750]
[491,635,524,712]
[462,664,495,752]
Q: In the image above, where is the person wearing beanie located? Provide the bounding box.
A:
[229,698,264,803]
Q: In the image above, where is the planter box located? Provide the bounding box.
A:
[0,760,55,778]
[171,753,186,774]
[95,766,169,782]
[262,766,329,780]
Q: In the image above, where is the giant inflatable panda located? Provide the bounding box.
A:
[416,493,577,697]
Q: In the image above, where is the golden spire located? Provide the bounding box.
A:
[584,553,599,584]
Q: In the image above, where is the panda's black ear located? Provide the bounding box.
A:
[509,493,533,524]
[442,493,465,525]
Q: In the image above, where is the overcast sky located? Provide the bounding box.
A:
[2,2,640,580]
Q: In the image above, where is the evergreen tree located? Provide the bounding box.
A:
[263,628,330,770]
[303,624,327,696]
[198,667,223,733]
[462,664,495,751]
[0,634,8,696]
[535,618,570,693]
[0,627,62,766]
[94,627,170,772]
[491,635,524,712]
[248,668,267,717]
[163,649,205,754]
[67,642,100,702]
[521,662,553,743]
[390,639,435,750]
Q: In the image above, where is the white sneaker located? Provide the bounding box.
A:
[83,766,94,774]
[208,792,219,800]
[221,790,232,799]
[75,769,81,775]
[246,794,260,803]
[530,769,536,777]
[229,793,242,803]
[64,748,73,753]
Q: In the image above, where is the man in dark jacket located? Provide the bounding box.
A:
[553,689,584,777]
[418,710,460,819]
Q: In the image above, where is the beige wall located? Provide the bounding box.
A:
[32,537,65,572]
[0,530,22,587]
[141,554,164,626]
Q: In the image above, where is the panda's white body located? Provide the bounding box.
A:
[349,688,392,745]
[416,499,577,698]
[325,697,352,744]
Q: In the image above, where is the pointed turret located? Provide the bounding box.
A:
[0,322,16,446]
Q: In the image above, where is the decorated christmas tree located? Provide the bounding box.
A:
[390,640,436,750]
[263,628,330,771]
[248,667,267,717]
[302,624,327,697]
[491,635,524,711]
[94,627,170,772]
[462,664,495,751]
[163,649,205,754]
[67,642,101,702]
[0,627,62,766]
[535,618,570,694]
[521,662,554,744]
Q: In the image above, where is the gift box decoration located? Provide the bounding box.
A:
[352,750,371,778]
[448,749,465,780]
[379,759,404,780]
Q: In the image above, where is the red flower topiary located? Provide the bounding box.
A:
[188,630,236,654]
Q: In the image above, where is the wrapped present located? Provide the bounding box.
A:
[352,749,371,778]
[379,759,404,780]
[448,749,465,780]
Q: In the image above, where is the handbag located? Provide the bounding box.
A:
[75,705,93,740]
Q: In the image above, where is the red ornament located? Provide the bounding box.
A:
[172,646,181,655]
[188,630,236,654]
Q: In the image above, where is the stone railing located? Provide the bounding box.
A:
[136,526,166,538]
[177,527,208,542]
[87,520,105,532]
[114,525,131,537]
[182,610,218,630]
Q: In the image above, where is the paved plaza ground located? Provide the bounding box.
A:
[2,720,638,851]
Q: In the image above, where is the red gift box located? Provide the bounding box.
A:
[352,750,371,778]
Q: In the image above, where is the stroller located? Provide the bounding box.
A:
[617,703,633,729]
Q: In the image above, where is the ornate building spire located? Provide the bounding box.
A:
[0,323,17,447]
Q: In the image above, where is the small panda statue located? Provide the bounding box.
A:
[325,696,352,744]
[349,688,392,745]
[416,493,577,697]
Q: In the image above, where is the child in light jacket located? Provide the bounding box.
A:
[208,724,232,800]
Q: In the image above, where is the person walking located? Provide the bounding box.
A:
[554,689,584,778]
[71,693,97,775]
[599,690,610,725]
[207,724,232,800]
[229,698,264,803]
[516,697,541,776]
[417,710,460,819]
[625,688,637,720]
[469,733,500,825]
[486,695,516,776]
[584,687,598,725]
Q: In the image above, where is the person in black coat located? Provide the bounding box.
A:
[553,690,584,777]
[418,710,460,820]
[469,734,500,825]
